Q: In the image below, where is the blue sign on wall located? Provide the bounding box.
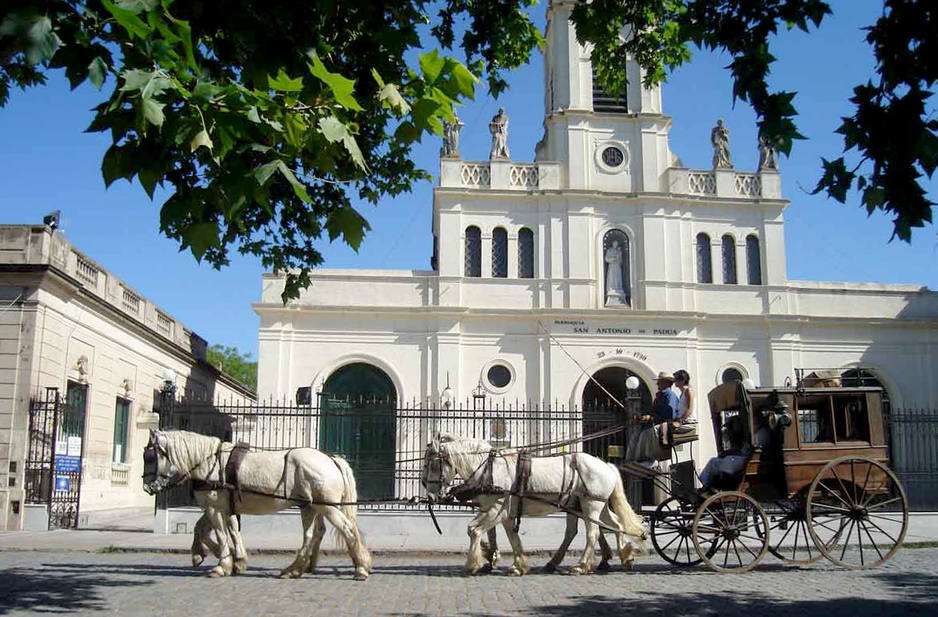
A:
[55,455,80,473]
[54,476,70,492]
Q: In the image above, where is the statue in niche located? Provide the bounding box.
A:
[758,134,778,171]
[489,108,510,160]
[441,113,463,158]
[711,118,732,169]
[604,241,628,306]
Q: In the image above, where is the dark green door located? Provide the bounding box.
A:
[318,363,396,500]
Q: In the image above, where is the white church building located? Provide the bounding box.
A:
[254,1,938,473]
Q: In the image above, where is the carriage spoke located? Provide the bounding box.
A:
[731,539,744,567]
[685,536,694,564]
[858,462,874,507]
[838,519,857,561]
[862,516,899,545]
[830,467,857,507]
[813,516,846,534]
[705,506,727,527]
[811,499,851,514]
[817,483,853,509]
[739,538,758,558]
[860,520,885,561]
[659,532,682,552]
[739,533,765,543]
[722,542,730,568]
[865,496,903,512]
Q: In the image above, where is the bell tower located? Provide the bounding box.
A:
[536,0,676,194]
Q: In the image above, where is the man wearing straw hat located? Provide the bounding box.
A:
[626,372,679,465]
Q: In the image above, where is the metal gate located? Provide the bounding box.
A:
[25,386,86,529]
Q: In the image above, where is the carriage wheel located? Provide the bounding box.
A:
[806,456,908,570]
[692,491,769,573]
[758,497,825,564]
[651,497,702,567]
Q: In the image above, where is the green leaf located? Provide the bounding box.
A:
[166,14,198,72]
[449,62,478,99]
[378,83,411,114]
[254,160,280,186]
[307,53,364,111]
[102,0,153,39]
[138,165,160,198]
[370,68,385,88]
[23,16,60,64]
[268,69,303,92]
[116,0,159,13]
[88,57,108,89]
[419,50,445,84]
[325,206,369,250]
[185,222,220,261]
[141,98,165,127]
[317,115,348,143]
[276,161,310,202]
[190,129,213,152]
[191,81,223,101]
[101,145,135,187]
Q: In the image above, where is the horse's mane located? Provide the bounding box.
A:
[161,430,222,476]
[439,436,515,478]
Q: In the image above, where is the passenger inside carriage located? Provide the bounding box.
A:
[698,412,771,491]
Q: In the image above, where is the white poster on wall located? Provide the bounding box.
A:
[67,436,82,457]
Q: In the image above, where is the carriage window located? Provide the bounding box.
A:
[832,395,870,442]
[797,395,834,444]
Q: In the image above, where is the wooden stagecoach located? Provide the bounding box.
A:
[627,380,908,573]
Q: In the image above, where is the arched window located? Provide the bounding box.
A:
[721,367,743,384]
[721,235,737,284]
[492,227,507,278]
[746,235,762,285]
[841,368,891,413]
[696,233,712,284]
[518,227,534,279]
[464,226,481,277]
[602,229,630,306]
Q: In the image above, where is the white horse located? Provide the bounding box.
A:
[144,429,372,580]
[422,433,646,575]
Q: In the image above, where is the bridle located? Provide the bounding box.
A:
[142,436,221,495]
[420,445,452,502]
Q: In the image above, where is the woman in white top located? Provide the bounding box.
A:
[673,369,696,425]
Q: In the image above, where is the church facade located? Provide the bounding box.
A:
[254,1,938,469]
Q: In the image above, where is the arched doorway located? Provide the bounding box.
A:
[319,363,397,499]
[581,367,652,461]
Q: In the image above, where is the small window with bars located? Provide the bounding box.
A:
[722,235,737,284]
[113,397,130,463]
[696,233,713,284]
[464,226,481,277]
[518,228,534,279]
[746,235,762,285]
[492,227,507,278]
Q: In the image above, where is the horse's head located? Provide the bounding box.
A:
[142,429,177,495]
[420,432,458,501]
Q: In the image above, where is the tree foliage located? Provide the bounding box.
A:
[206,344,257,390]
[1,0,934,300]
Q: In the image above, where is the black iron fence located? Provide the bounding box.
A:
[886,409,938,511]
[156,396,637,510]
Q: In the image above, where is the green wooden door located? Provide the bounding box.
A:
[318,363,397,500]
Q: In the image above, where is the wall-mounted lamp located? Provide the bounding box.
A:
[472,380,486,410]
[440,372,455,410]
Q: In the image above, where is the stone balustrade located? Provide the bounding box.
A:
[0,224,207,360]
[440,159,561,191]
[668,167,782,199]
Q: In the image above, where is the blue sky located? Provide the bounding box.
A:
[1,0,935,359]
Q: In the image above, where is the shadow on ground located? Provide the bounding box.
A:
[0,567,151,615]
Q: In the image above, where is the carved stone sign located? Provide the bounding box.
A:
[551,320,683,337]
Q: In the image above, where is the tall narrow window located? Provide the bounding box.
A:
[492,227,508,278]
[746,235,762,284]
[464,225,481,277]
[602,230,630,306]
[518,227,534,279]
[722,235,737,284]
[696,233,712,284]
[113,398,130,462]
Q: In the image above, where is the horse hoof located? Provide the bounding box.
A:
[506,567,523,577]
[569,566,587,576]
[622,560,635,572]
[279,569,302,579]
[353,569,369,581]
[191,555,204,569]
[233,559,248,574]
[208,567,227,578]
[596,561,611,572]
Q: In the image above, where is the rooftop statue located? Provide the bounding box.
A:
[711,118,732,169]
[758,134,778,171]
[441,113,463,158]
[489,108,510,160]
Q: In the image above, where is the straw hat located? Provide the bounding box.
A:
[656,371,675,383]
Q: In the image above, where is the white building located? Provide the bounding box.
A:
[255,2,938,488]
[0,223,255,531]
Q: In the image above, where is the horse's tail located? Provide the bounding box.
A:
[607,462,647,552]
[331,455,372,573]
[331,455,359,525]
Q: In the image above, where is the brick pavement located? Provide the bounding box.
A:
[1,548,936,616]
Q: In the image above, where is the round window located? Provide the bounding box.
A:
[601,146,624,168]
[487,365,512,389]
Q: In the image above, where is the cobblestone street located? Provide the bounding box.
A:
[1,548,936,616]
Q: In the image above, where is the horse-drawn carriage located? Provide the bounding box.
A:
[629,381,908,572]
